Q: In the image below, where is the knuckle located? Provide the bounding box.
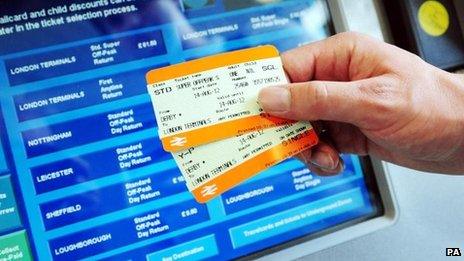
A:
[306,82,329,117]
[336,31,366,42]
[339,31,360,39]
[312,82,330,108]
[359,79,405,118]
[289,82,328,120]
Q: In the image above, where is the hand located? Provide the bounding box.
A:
[258,32,464,175]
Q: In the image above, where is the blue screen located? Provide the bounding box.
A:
[0,0,382,260]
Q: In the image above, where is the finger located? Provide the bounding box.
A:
[324,122,369,155]
[258,79,376,128]
[281,32,387,82]
[308,157,344,176]
[298,140,341,171]
[309,141,340,170]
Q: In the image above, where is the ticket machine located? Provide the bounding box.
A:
[0,1,397,260]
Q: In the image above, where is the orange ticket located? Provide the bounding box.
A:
[146,45,293,152]
[172,122,318,203]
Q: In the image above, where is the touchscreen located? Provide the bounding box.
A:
[0,0,383,260]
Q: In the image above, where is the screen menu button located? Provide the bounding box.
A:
[0,144,7,174]
[0,175,22,233]
[0,230,32,261]
[146,234,218,261]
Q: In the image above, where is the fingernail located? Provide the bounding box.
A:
[310,151,337,170]
[323,157,345,173]
[258,87,291,113]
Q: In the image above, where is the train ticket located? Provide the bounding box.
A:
[146,45,293,152]
[172,122,318,203]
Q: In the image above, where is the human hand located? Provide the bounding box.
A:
[258,32,464,175]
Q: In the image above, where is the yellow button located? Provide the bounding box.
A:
[418,0,449,37]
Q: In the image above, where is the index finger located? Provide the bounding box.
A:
[281,32,388,83]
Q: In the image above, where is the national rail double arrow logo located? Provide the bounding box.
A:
[170,136,187,147]
[201,184,218,197]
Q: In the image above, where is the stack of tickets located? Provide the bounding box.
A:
[146,46,318,203]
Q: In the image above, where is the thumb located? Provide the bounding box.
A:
[258,79,374,127]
